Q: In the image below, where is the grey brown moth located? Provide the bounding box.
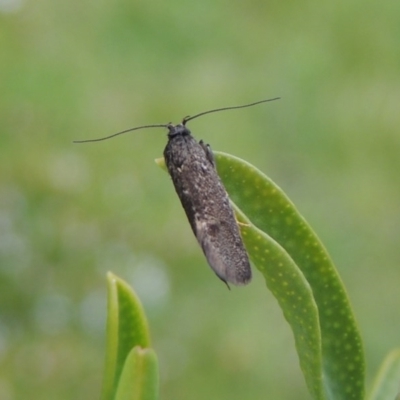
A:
[74,98,279,286]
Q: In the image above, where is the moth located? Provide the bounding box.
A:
[75,98,279,286]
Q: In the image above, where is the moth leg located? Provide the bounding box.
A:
[227,200,252,228]
[237,220,251,227]
[199,140,215,166]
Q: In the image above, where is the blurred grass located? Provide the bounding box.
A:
[0,0,400,399]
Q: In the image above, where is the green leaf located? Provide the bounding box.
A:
[368,349,400,400]
[115,347,159,400]
[101,272,153,400]
[216,152,365,400]
[235,206,324,400]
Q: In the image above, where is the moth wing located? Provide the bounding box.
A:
[195,219,251,286]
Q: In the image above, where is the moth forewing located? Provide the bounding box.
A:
[163,124,251,286]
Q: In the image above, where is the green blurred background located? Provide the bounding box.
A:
[1,0,399,399]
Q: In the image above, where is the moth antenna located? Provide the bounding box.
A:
[73,124,168,143]
[183,97,280,124]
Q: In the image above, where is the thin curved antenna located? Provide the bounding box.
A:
[183,97,280,124]
[73,124,168,143]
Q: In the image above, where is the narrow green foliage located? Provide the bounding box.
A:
[368,349,400,400]
[235,207,325,399]
[115,347,159,400]
[215,152,365,400]
[101,272,156,400]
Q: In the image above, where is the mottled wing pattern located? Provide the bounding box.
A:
[164,133,251,286]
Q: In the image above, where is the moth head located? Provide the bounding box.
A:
[167,123,191,138]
